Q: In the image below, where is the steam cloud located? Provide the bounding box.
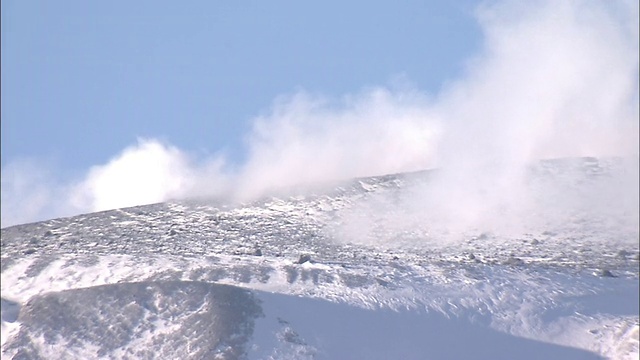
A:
[2,0,638,229]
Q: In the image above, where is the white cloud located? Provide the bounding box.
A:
[68,139,192,212]
[1,0,637,228]
[408,0,640,235]
[0,139,230,227]
[235,89,442,200]
[439,0,639,164]
[1,159,54,227]
[68,138,231,213]
[0,158,80,227]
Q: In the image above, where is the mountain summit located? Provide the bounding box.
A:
[2,157,638,359]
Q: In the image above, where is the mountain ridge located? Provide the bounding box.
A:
[1,156,638,359]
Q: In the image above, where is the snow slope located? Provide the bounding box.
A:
[1,157,638,359]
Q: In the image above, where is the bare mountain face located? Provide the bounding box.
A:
[1,157,638,359]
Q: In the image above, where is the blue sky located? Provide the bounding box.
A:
[2,0,638,227]
[1,1,480,168]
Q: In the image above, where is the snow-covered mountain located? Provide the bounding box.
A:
[1,157,638,359]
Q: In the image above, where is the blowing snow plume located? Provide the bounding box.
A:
[233,0,639,244]
[0,0,638,228]
[419,0,639,239]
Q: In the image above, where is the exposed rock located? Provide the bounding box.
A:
[297,254,312,264]
[597,269,615,278]
[504,256,523,266]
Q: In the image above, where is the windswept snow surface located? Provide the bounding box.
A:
[1,157,638,359]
